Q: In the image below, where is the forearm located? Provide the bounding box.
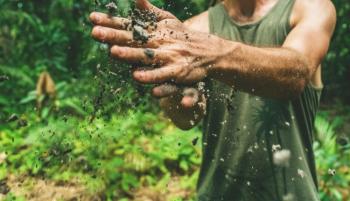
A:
[208,41,312,100]
[160,96,205,130]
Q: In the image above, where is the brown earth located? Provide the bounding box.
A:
[0,175,192,201]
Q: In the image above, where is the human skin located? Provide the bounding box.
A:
[90,0,336,130]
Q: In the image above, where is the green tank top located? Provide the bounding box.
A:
[198,1,323,201]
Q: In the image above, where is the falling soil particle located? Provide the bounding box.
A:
[7,114,19,123]
[192,137,199,146]
[0,75,9,82]
[17,118,28,128]
[0,179,10,195]
[105,2,117,15]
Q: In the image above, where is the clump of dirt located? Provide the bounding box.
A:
[105,2,117,15]
[128,8,157,44]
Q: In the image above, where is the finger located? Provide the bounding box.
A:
[110,45,168,65]
[152,84,179,98]
[135,0,176,21]
[181,95,199,108]
[133,66,178,84]
[90,12,131,29]
[181,88,199,108]
[92,26,133,45]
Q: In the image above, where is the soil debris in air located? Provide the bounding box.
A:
[17,118,28,128]
[0,179,10,195]
[105,2,118,15]
[7,114,19,123]
[0,75,9,83]
[192,137,199,146]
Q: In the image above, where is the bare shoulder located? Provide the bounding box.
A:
[183,11,210,33]
[291,0,336,29]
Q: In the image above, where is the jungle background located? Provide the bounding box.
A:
[0,0,349,200]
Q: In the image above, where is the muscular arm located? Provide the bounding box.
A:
[155,0,335,129]
[209,0,336,99]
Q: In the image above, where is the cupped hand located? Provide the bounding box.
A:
[152,83,205,109]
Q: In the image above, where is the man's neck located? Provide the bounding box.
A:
[225,0,257,16]
[223,0,276,22]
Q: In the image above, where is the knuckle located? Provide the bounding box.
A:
[178,66,188,78]
[164,11,173,18]
[148,37,161,48]
[157,20,167,27]
[111,47,127,58]
[166,52,177,62]
[110,30,117,40]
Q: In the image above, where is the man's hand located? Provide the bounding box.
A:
[152,84,200,108]
[152,83,206,130]
[90,0,222,85]
[90,0,208,129]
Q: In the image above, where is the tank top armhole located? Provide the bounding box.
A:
[285,0,297,33]
[208,6,216,34]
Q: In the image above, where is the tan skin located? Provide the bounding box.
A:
[90,0,336,130]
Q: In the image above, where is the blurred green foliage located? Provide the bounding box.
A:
[0,111,201,200]
[322,0,350,103]
[0,0,349,200]
[314,114,350,201]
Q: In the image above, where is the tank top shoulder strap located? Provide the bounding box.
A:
[268,0,296,33]
[208,3,227,34]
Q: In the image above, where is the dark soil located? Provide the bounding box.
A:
[129,8,157,44]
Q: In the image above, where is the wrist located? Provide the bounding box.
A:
[207,40,240,78]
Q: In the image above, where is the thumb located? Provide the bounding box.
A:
[181,88,199,108]
[135,0,176,21]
